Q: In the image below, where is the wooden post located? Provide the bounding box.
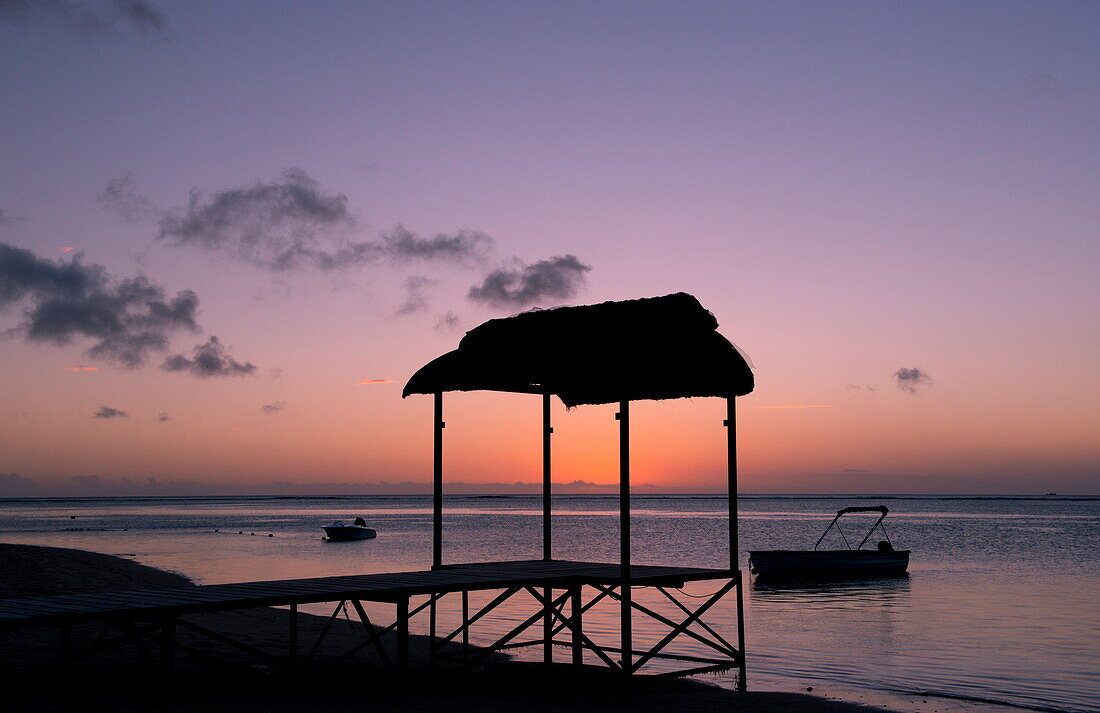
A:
[288,603,298,669]
[542,392,552,560]
[429,593,437,666]
[571,586,583,666]
[543,392,553,664]
[726,396,737,571]
[433,392,444,569]
[462,589,470,664]
[736,569,747,690]
[618,400,631,673]
[396,597,409,670]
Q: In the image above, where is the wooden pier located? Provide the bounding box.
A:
[0,559,741,677]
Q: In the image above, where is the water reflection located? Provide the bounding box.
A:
[752,574,912,602]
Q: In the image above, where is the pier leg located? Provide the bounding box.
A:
[429,594,437,666]
[288,604,298,669]
[543,586,553,664]
[160,617,176,671]
[396,597,409,671]
[571,586,583,667]
[618,400,632,674]
[736,572,747,691]
[462,589,470,664]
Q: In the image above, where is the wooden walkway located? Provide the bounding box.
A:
[0,559,729,632]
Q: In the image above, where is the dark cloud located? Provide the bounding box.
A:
[0,473,42,496]
[157,169,366,271]
[0,242,200,367]
[93,405,128,419]
[96,173,156,223]
[157,412,170,422]
[261,401,284,414]
[895,367,933,394]
[0,0,167,37]
[382,225,493,266]
[396,275,437,315]
[467,255,591,308]
[845,383,876,392]
[161,336,256,378]
[435,311,461,332]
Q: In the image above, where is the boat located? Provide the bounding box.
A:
[748,506,909,580]
[322,517,377,541]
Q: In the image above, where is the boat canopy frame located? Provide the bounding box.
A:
[813,506,894,551]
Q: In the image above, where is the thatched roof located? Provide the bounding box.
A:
[403,293,754,407]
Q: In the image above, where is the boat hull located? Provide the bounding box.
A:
[748,549,909,580]
[322,526,377,541]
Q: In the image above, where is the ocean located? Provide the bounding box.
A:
[0,494,1096,712]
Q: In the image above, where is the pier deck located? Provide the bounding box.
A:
[0,559,730,631]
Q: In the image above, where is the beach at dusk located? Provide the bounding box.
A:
[2,2,1098,712]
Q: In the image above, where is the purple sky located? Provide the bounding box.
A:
[1,1,1098,495]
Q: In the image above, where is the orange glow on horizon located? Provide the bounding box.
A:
[358,379,394,385]
[63,365,98,372]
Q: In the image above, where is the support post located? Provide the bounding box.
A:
[289,603,298,669]
[396,597,409,670]
[736,570,747,690]
[433,392,444,569]
[542,392,552,560]
[429,594,437,666]
[571,586,583,666]
[462,589,470,664]
[618,400,632,673]
[726,396,738,571]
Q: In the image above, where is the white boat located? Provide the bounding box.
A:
[322,518,377,541]
[749,506,909,580]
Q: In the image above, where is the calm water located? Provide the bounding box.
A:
[0,494,1097,713]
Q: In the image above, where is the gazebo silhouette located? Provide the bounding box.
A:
[404,292,754,683]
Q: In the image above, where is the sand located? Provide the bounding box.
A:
[0,543,945,713]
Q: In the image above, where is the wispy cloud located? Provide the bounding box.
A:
[435,311,461,332]
[161,336,256,378]
[895,367,933,394]
[93,405,128,419]
[0,208,24,227]
[261,401,284,414]
[396,275,437,315]
[468,255,590,308]
[383,225,492,266]
[357,378,393,385]
[157,412,169,422]
[96,173,156,223]
[0,242,200,367]
[157,169,363,271]
[0,0,168,38]
[63,365,98,372]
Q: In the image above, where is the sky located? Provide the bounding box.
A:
[1,0,1097,496]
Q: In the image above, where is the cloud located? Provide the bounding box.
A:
[396,275,437,315]
[0,242,200,367]
[382,225,493,266]
[357,378,393,385]
[63,365,98,372]
[435,311,461,332]
[261,401,284,414]
[161,336,257,378]
[0,0,167,37]
[156,169,368,271]
[96,173,156,223]
[845,383,876,392]
[158,412,169,422]
[0,473,42,496]
[467,255,591,308]
[0,208,23,227]
[93,405,128,419]
[895,367,933,394]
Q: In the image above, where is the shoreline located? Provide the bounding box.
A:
[0,543,1036,713]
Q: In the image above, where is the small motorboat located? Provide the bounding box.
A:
[749,506,909,580]
[322,517,377,541]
